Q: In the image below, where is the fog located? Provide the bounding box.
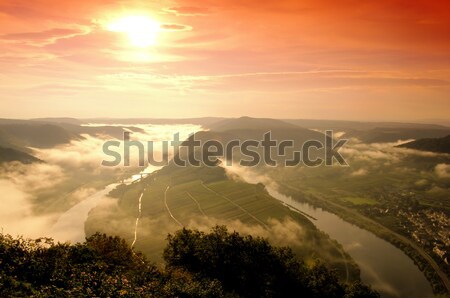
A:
[0,123,202,241]
[0,179,55,238]
[435,163,450,179]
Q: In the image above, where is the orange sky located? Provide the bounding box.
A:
[0,0,449,121]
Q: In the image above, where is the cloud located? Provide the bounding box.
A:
[338,139,448,166]
[415,179,428,187]
[435,163,450,179]
[0,134,115,239]
[344,241,362,251]
[184,216,305,247]
[164,6,210,16]
[351,168,368,176]
[25,83,105,96]
[0,179,56,238]
[161,23,193,31]
[50,185,119,243]
[68,187,99,205]
[0,162,66,192]
[0,0,449,127]
[32,134,110,171]
[0,124,203,241]
[88,203,306,259]
[0,27,90,45]
[96,70,450,96]
[220,160,277,188]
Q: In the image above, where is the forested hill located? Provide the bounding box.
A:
[0,228,378,297]
[0,146,41,164]
[397,135,450,154]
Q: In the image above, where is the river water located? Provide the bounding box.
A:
[50,124,200,243]
[266,187,434,298]
[49,123,435,297]
[52,177,435,297]
[50,183,121,243]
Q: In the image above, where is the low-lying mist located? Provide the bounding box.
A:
[0,123,202,241]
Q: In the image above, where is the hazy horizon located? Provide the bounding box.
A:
[1,115,450,127]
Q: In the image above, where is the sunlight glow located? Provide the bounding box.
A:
[107,15,160,48]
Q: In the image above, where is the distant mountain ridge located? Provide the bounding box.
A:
[0,117,449,151]
[31,117,83,125]
[347,128,450,144]
[81,117,225,126]
[208,116,301,131]
[284,119,449,130]
[0,123,80,150]
[197,116,325,144]
[397,135,450,154]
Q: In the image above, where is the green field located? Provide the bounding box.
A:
[85,164,361,282]
[340,197,378,205]
[264,150,450,295]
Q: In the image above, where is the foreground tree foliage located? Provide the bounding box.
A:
[0,227,379,297]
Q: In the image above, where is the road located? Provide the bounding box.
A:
[131,189,144,248]
[186,192,207,217]
[280,182,450,293]
[164,186,183,227]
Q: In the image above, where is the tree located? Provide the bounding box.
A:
[164,226,379,298]
[0,228,379,298]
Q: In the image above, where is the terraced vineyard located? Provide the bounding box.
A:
[85,165,361,282]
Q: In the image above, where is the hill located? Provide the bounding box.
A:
[397,135,450,154]
[0,119,147,153]
[82,117,225,126]
[283,119,450,143]
[0,146,41,164]
[186,117,330,166]
[31,117,84,125]
[284,119,449,131]
[86,163,360,282]
[208,116,301,131]
[200,116,327,148]
[0,123,81,150]
[346,127,450,143]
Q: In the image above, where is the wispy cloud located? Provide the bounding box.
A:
[0,27,90,45]
[0,0,450,119]
[161,23,192,31]
[163,6,210,16]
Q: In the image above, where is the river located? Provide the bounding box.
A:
[266,187,435,298]
[49,122,435,297]
[50,123,200,243]
[51,171,436,297]
[50,183,120,243]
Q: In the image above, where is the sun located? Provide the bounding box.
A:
[107,15,161,48]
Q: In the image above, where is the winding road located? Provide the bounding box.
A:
[131,189,144,248]
[164,186,183,227]
[186,192,207,217]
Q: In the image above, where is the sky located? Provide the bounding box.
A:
[0,0,449,122]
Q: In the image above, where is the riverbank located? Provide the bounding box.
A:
[277,182,449,297]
